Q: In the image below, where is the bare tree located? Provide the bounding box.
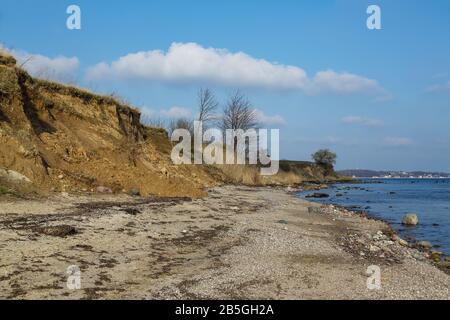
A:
[197,88,218,127]
[221,91,258,131]
[168,118,194,136]
[141,114,166,129]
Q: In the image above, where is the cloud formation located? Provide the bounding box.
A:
[426,80,450,93]
[383,137,413,146]
[341,116,383,127]
[254,109,286,126]
[86,42,385,96]
[1,45,79,82]
[141,106,192,119]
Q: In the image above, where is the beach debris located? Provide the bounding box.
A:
[122,208,140,215]
[34,225,78,237]
[402,213,419,226]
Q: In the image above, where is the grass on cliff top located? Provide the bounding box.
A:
[0,54,139,115]
[0,51,17,66]
[34,78,139,113]
[2,52,168,133]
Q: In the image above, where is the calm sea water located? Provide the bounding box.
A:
[298,179,450,256]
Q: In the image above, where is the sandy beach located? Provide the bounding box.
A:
[0,186,448,300]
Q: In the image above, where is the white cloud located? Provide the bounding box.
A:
[297,136,344,145]
[308,71,380,95]
[341,116,383,127]
[254,109,286,126]
[426,80,450,93]
[160,106,192,118]
[86,42,385,96]
[1,44,79,82]
[141,106,192,119]
[383,137,413,146]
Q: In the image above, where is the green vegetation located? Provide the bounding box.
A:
[0,185,8,194]
[312,149,337,175]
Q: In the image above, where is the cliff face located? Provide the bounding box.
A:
[0,53,217,197]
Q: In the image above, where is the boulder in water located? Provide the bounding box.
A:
[306,192,329,199]
[402,213,418,226]
[417,241,432,250]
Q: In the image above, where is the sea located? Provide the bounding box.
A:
[298,178,450,256]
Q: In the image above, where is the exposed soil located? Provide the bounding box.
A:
[0,56,220,198]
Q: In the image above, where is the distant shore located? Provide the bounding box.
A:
[0,185,448,299]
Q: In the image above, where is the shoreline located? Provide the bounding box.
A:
[0,185,449,299]
[298,181,450,264]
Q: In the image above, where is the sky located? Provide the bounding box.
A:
[1,0,449,171]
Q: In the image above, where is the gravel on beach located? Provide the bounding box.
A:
[0,186,448,299]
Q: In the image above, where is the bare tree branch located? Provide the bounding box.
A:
[197,88,219,126]
[221,90,258,131]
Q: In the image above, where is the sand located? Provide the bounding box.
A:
[0,186,448,299]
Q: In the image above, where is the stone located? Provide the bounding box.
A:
[130,188,140,196]
[0,168,32,183]
[305,192,329,198]
[58,174,64,180]
[96,186,113,194]
[398,239,409,247]
[417,241,432,250]
[308,207,323,214]
[430,251,443,262]
[402,213,418,226]
[373,231,387,241]
[413,252,425,261]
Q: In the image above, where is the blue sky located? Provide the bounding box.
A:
[1,0,449,171]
